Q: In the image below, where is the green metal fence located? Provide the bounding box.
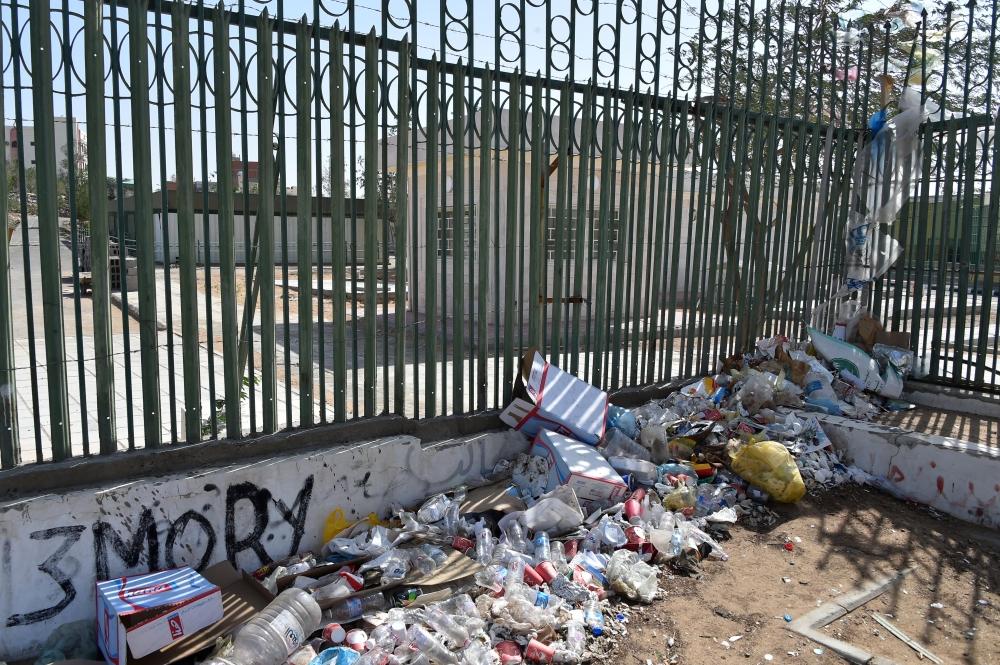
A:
[0,0,996,468]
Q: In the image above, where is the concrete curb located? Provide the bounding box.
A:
[110,291,169,331]
[787,568,912,665]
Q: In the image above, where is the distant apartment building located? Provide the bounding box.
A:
[4,117,85,174]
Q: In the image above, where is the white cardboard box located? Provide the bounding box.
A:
[530,430,627,504]
[500,350,608,445]
[96,567,224,665]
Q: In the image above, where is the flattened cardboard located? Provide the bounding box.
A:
[460,482,526,515]
[500,349,608,445]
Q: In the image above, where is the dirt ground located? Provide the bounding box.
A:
[601,486,1000,665]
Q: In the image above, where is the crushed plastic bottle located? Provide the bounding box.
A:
[564,611,586,654]
[475,523,495,565]
[408,625,459,665]
[424,605,471,647]
[417,494,452,523]
[504,521,531,553]
[323,593,389,624]
[203,589,322,665]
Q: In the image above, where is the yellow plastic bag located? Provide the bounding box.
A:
[730,440,806,503]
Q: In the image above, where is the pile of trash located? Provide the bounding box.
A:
[77,321,914,665]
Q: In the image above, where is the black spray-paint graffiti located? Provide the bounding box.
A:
[5,475,314,628]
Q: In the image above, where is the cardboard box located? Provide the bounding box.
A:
[97,568,223,665]
[96,563,272,665]
[530,430,627,503]
[500,350,609,445]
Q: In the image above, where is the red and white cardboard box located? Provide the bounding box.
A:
[500,350,608,445]
[96,567,224,665]
[530,430,627,504]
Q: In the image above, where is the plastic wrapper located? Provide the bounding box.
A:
[873,343,915,377]
[322,524,393,558]
[638,424,668,452]
[632,403,681,428]
[605,549,658,603]
[730,440,806,503]
[662,483,697,511]
[809,327,902,398]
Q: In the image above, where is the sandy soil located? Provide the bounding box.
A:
[600,486,999,665]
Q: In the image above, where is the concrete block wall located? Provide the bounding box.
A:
[0,430,529,660]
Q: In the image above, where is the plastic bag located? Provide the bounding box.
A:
[736,371,775,413]
[608,456,659,485]
[606,549,658,603]
[662,483,697,511]
[638,424,668,453]
[730,440,806,503]
[519,485,585,534]
[607,405,639,439]
[809,327,902,398]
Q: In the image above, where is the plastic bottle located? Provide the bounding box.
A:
[420,543,449,567]
[504,521,531,553]
[423,605,471,647]
[323,593,389,624]
[475,522,495,564]
[417,494,451,523]
[600,428,651,461]
[670,522,683,558]
[505,556,525,589]
[565,611,586,654]
[507,583,564,611]
[533,532,551,563]
[407,625,459,665]
[202,589,321,665]
[581,596,605,637]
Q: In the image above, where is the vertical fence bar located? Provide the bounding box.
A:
[0,28,16,467]
[629,96,652,386]
[528,76,544,351]
[258,12,277,432]
[975,113,1000,384]
[196,2,217,437]
[297,19,314,425]
[394,38,410,416]
[550,79,571,367]
[502,72,521,401]
[570,84,594,377]
[452,65,466,411]
[214,5,240,437]
[129,0,162,448]
[172,2,201,443]
[31,0,71,459]
[424,56,439,418]
[363,30,378,416]
[476,68,493,410]
[85,0,115,453]
[592,93,614,389]
[329,24,346,422]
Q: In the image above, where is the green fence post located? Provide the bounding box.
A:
[31,0,71,459]
[476,68,493,410]
[297,18,314,425]
[592,93,614,389]
[214,5,240,437]
[363,29,378,416]
[85,0,115,452]
[502,72,521,401]
[424,56,439,418]
[394,38,410,416]
[128,0,161,448]
[0,28,16,467]
[257,12,277,432]
[528,76,544,351]
[452,64,466,411]
[550,79,571,367]
[570,84,594,377]
[329,24,347,421]
[172,2,201,443]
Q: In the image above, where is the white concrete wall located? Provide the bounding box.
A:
[0,430,529,660]
[814,413,1000,529]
